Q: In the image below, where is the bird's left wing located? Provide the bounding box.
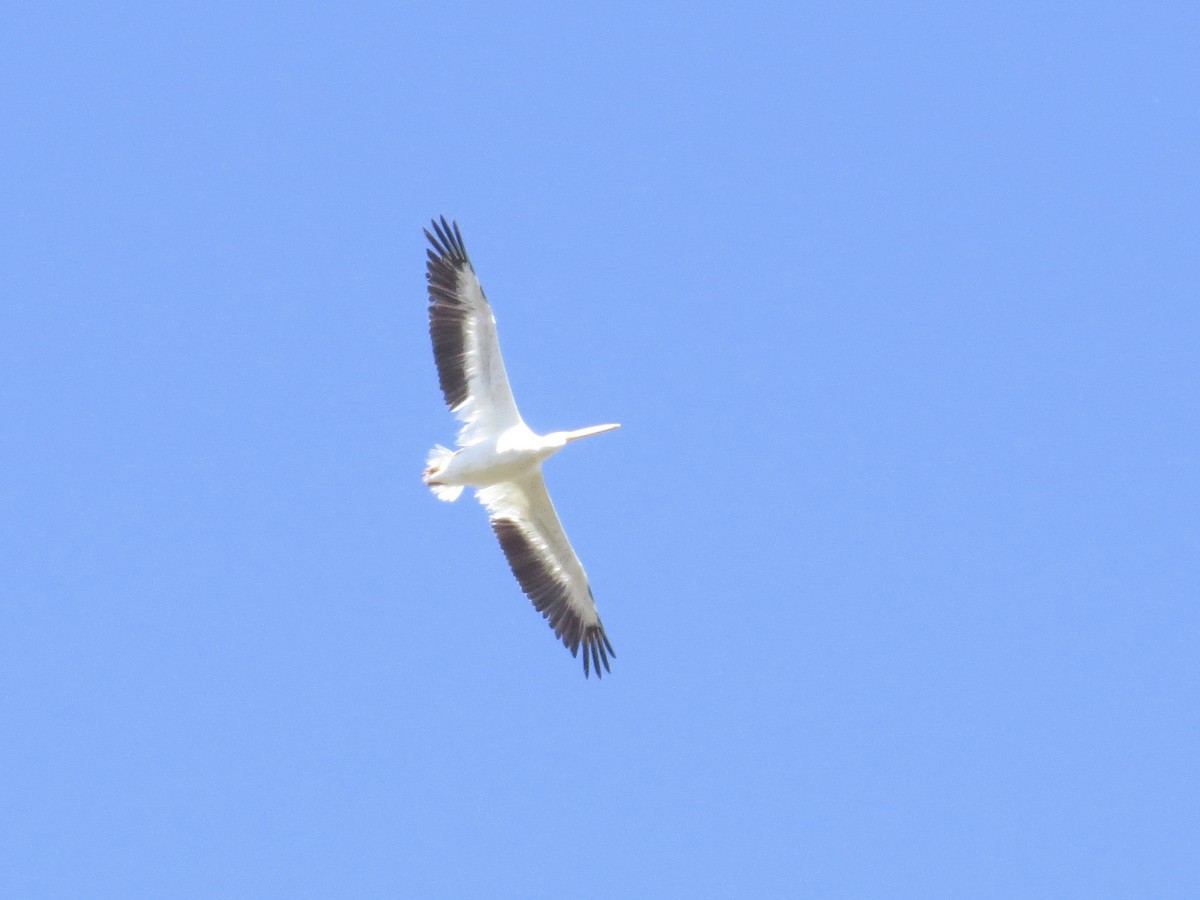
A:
[425,216,523,446]
[477,473,616,677]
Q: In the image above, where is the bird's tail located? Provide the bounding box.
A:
[424,445,463,502]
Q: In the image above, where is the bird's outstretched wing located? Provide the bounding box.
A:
[425,216,523,446]
[478,473,615,677]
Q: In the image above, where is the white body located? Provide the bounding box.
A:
[434,425,555,487]
[427,422,619,491]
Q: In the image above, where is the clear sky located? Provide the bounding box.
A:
[3,3,1198,898]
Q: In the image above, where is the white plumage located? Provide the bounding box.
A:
[422,217,619,677]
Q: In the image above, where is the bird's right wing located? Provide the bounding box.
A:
[477,472,615,677]
[425,217,523,446]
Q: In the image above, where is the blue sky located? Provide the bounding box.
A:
[3,3,1198,897]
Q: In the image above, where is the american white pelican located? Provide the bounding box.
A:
[422,217,620,677]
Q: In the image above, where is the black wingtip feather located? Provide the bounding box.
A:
[427,216,468,262]
[582,625,614,679]
[424,217,476,411]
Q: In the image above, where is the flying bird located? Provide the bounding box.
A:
[421,217,620,677]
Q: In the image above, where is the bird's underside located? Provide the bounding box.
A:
[423,216,618,677]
